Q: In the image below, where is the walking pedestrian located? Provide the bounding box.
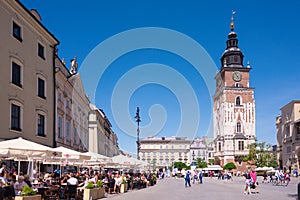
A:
[199,170,203,184]
[185,171,191,187]
[250,168,259,194]
[244,170,251,195]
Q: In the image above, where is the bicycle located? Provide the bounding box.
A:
[272,176,290,186]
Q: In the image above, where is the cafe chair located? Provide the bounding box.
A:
[66,185,77,200]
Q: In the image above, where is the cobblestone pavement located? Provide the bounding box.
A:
[108,176,299,200]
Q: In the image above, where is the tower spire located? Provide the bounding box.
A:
[230,10,236,31]
[220,10,244,69]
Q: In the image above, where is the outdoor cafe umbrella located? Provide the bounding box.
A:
[0,137,61,160]
[42,146,91,165]
[0,137,62,174]
[82,151,112,165]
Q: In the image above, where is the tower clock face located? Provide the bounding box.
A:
[232,71,242,82]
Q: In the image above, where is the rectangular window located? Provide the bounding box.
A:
[66,100,70,109]
[38,78,46,99]
[11,104,21,131]
[38,43,45,59]
[287,146,292,153]
[73,127,77,144]
[12,62,21,87]
[58,116,63,138]
[37,114,45,136]
[13,22,22,42]
[238,141,244,151]
[218,142,222,151]
[66,121,70,141]
[296,123,300,135]
[58,93,62,101]
[286,125,290,137]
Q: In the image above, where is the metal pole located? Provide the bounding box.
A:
[135,107,141,160]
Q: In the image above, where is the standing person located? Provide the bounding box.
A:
[199,170,203,184]
[262,171,267,183]
[244,170,251,195]
[0,163,6,174]
[209,171,213,179]
[184,171,191,187]
[192,170,198,184]
[250,168,259,194]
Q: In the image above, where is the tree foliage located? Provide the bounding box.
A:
[196,158,208,168]
[243,140,278,168]
[174,161,189,170]
[223,162,237,170]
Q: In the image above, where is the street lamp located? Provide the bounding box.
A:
[135,107,141,160]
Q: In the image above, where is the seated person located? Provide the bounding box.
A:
[67,173,78,186]
[114,173,122,193]
[141,174,149,186]
[14,176,28,196]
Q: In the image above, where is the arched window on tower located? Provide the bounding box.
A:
[237,122,241,133]
[236,96,241,106]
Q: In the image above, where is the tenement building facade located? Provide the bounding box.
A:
[276,100,300,172]
[89,104,119,157]
[0,0,58,147]
[190,137,214,164]
[139,137,191,168]
[55,57,90,152]
[213,17,256,171]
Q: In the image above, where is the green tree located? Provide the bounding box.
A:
[196,158,208,168]
[174,161,188,170]
[208,159,215,165]
[243,139,278,168]
[223,162,237,170]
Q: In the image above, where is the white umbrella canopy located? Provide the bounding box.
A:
[82,151,112,165]
[43,147,91,165]
[256,166,274,171]
[53,146,90,160]
[0,137,61,160]
[110,154,136,167]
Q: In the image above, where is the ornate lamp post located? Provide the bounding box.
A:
[135,107,141,160]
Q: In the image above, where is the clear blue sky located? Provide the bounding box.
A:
[21,0,300,156]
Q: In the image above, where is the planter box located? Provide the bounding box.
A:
[97,187,105,198]
[83,188,98,200]
[15,195,41,200]
[84,188,105,200]
[120,183,128,193]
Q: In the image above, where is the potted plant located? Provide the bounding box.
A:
[15,185,41,200]
[120,177,127,193]
[83,181,98,200]
[96,180,105,198]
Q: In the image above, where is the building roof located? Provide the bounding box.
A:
[15,0,59,44]
[233,133,247,140]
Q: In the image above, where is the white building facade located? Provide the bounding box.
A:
[139,137,191,168]
[89,104,119,157]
